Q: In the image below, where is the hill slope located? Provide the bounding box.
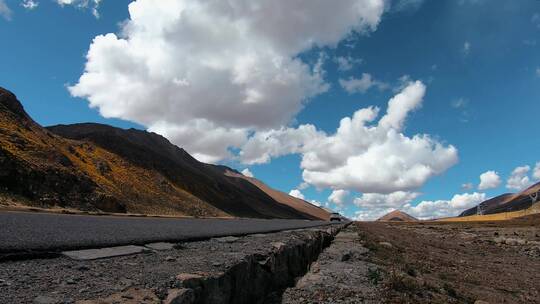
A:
[459,182,540,217]
[223,169,331,220]
[0,87,319,219]
[377,210,418,222]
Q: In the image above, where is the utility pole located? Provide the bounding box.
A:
[477,203,483,216]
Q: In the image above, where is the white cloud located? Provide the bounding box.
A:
[403,192,486,220]
[352,191,420,221]
[534,162,540,181]
[57,0,102,18]
[506,165,532,191]
[328,189,350,206]
[392,0,425,12]
[536,67,540,77]
[70,0,386,163]
[339,73,388,94]
[21,0,39,10]
[461,183,474,191]
[309,200,322,207]
[297,182,310,190]
[334,56,362,71]
[0,0,12,20]
[288,189,305,200]
[354,191,420,208]
[241,81,459,194]
[241,168,254,178]
[354,208,395,221]
[451,98,468,109]
[462,41,471,56]
[532,13,540,29]
[478,170,501,190]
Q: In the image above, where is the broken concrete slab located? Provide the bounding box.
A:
[145,242,176,251]
[62,245,148,261]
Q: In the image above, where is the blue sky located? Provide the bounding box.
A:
[1,0,539,220]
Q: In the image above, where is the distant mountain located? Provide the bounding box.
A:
[377,210,418,222]
[0,87,322,220]
[460,182,540,217]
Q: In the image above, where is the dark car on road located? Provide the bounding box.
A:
[330,213,342,222]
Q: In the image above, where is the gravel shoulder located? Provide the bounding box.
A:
[0,226,340,304]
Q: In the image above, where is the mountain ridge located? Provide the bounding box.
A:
[0,87,327,220]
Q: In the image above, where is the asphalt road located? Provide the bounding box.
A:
[0,212,333,254]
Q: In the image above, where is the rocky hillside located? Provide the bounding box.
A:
[377,210,418,222]
[460,182,540,217]
[0,87,321,219]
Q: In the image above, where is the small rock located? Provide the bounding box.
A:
[341,253,352,262]
[77,265,90,271]
[65,278,76,285]
[212,262,222,267]
[474,300,490,304]
[271,242,286,250]
[165,256,176,262]
[215,236,239,243]
[146,242,175,251]
[33,296,58,304]
[164,288,195,304]
[379,242,393,248]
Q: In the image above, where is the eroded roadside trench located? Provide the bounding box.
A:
[0,223,382,304]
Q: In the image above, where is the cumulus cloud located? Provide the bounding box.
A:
[506,165,532,191]
[21,0,39,10]
[334,56,362,71]
[352,190,421,221]
[478,170,501,190]
[328,190,350,206]
[339,73,388,94]
[288,189,305,200]
[0,0,12,20]
[241,168,254,178]
[354,208,395,221]
[57,0,102,17]
[241,81,459,194]
[354,191,420,208]
[403,192,486,220]
[534,162,540,181]
[70,0,387,162]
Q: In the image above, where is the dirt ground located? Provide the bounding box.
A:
[355,215,540,304]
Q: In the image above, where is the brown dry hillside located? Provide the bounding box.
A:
[460,182,540,217]
[377,210,418,222]
[224,169,331,220]
[0,87,317,219]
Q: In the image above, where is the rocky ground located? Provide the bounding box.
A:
[278,229,380,304]
[0,226,339,304]
[356,215,540,303]
[2,216,540,304]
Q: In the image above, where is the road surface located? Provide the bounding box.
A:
[0,211,333,254]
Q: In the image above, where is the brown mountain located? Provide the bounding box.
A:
[377,210,418,222]
[460,182,540,217]
[223,169,331,221]
[0,87,321,219]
